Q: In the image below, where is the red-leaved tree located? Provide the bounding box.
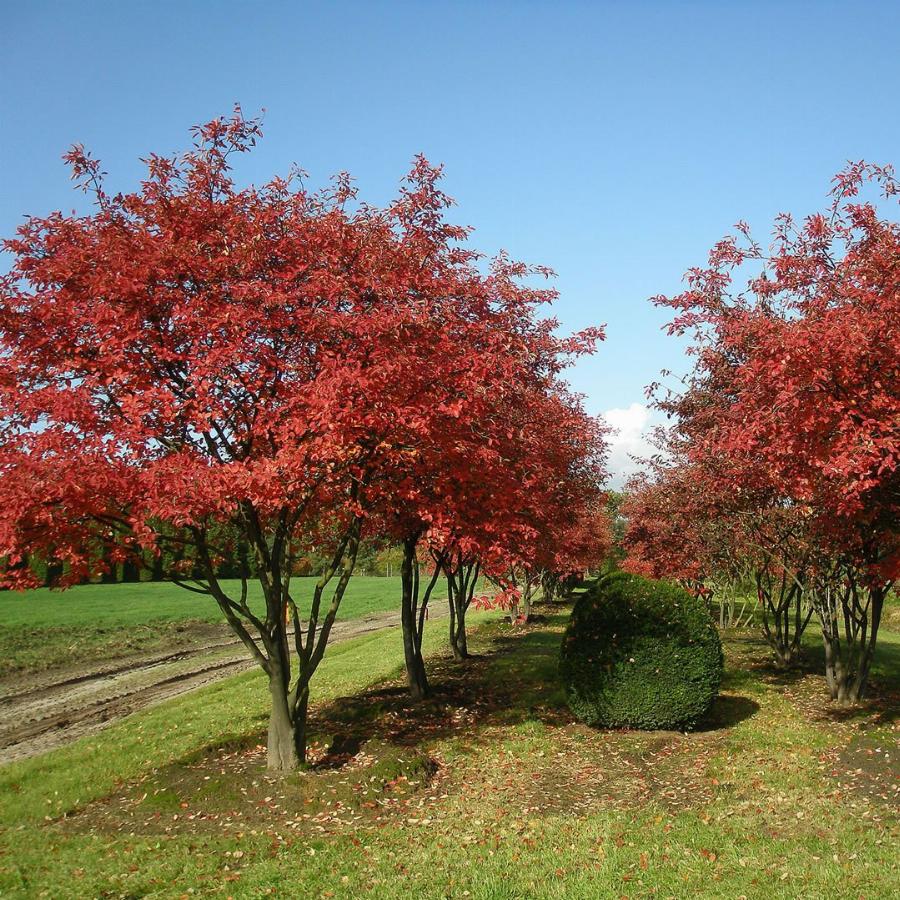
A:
[650,162,899,701]
[0,109,605,765]
[377,327,606,695]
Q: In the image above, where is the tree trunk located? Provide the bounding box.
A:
[541,571,558,605]
[44,558,63,587]
[293,689,310,766]
[449,601,468,659]
[758,574,810,669]
[446,556,478,661]
[816,581,885,705]
[185,504,364,772]
[267,670,301,772]
[521,580,533,622]
[150,549,165,581]
[448,594,459,658]
[261,624,317,771]
[122,557,140,583]
[822,627,855,704]
[772,641,799,669]
[237,538,250,578]
[400,536,430,700]
[401,598,429,700]
[100,543,118,584]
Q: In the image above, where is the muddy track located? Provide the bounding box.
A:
[0,636,246,706]
[0,604,449,766]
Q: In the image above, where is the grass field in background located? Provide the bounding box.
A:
[0,576,444,675]
[0,575,429,629]
[0,607,897,898]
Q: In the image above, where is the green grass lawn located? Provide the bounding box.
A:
[0,576,440,675]
[0,604,897,898]
[0,575,426,629]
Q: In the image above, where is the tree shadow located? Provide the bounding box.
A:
[301,622,568,765]
[694,695,760,732]
[731,629,900,727]
[307,611,760,765]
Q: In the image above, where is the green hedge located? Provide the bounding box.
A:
[559,571,722,730]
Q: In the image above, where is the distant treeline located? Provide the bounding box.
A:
[5,537,406,587]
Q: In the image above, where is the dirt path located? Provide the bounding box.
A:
[0,603,449,765]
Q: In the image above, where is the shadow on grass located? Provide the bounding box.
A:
[65,605,774,834]
[727,626,900,727]
[695,695,760,732]
[309,607,760,765]
[303,613,569,765]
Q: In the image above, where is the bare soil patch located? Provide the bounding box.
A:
[0,606,448,764]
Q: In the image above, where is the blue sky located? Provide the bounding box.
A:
[3,1,899,484]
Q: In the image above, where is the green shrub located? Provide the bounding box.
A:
[559,571,723,730]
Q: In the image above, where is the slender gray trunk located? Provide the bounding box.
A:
[758,573,811,669]
[191,506,362,772]
[449,599,469,659]
[815,579,886,704]
[401,537,429,699]
[446,556,477,660]
[400,537,444,699]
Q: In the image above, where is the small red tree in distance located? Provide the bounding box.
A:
[622,466,713,592]
[464,380,609,626]
[374,316,606,694]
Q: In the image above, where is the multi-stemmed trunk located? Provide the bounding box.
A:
[400,536,442,700]
[813,576,887,704]
[150,550,165,581]
[121,557,141,583]
[540,570,560,606]
[509,571,540,624]
[266,657,303,771]
[445,554,480,661]
[266,670,311,771]
[717,586,754,630]
[175,507,362,772]
[448,606,468,660]
[696,577,754,632]
[756,569,811,668]
[44,557,63,587]
[488,567,541,624]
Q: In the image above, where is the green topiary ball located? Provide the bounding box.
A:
[560,571,723,730]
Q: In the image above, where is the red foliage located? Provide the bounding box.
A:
[0,108,606,591]
[0,107,611,763]
[651,162,899,579]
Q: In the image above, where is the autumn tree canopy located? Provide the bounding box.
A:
[627,162,899,701]
[0,109,609,767]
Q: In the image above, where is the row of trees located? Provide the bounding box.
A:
[11,537,416,584]
[623,162,899,704]
[0,110,609,770]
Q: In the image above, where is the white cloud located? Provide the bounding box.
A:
[602,402,659,489]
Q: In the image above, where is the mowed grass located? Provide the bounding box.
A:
[0,576,423,629]
[0,603,897,899]
[0,576,436,675]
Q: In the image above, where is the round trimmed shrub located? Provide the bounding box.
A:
[560,572,723,730]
